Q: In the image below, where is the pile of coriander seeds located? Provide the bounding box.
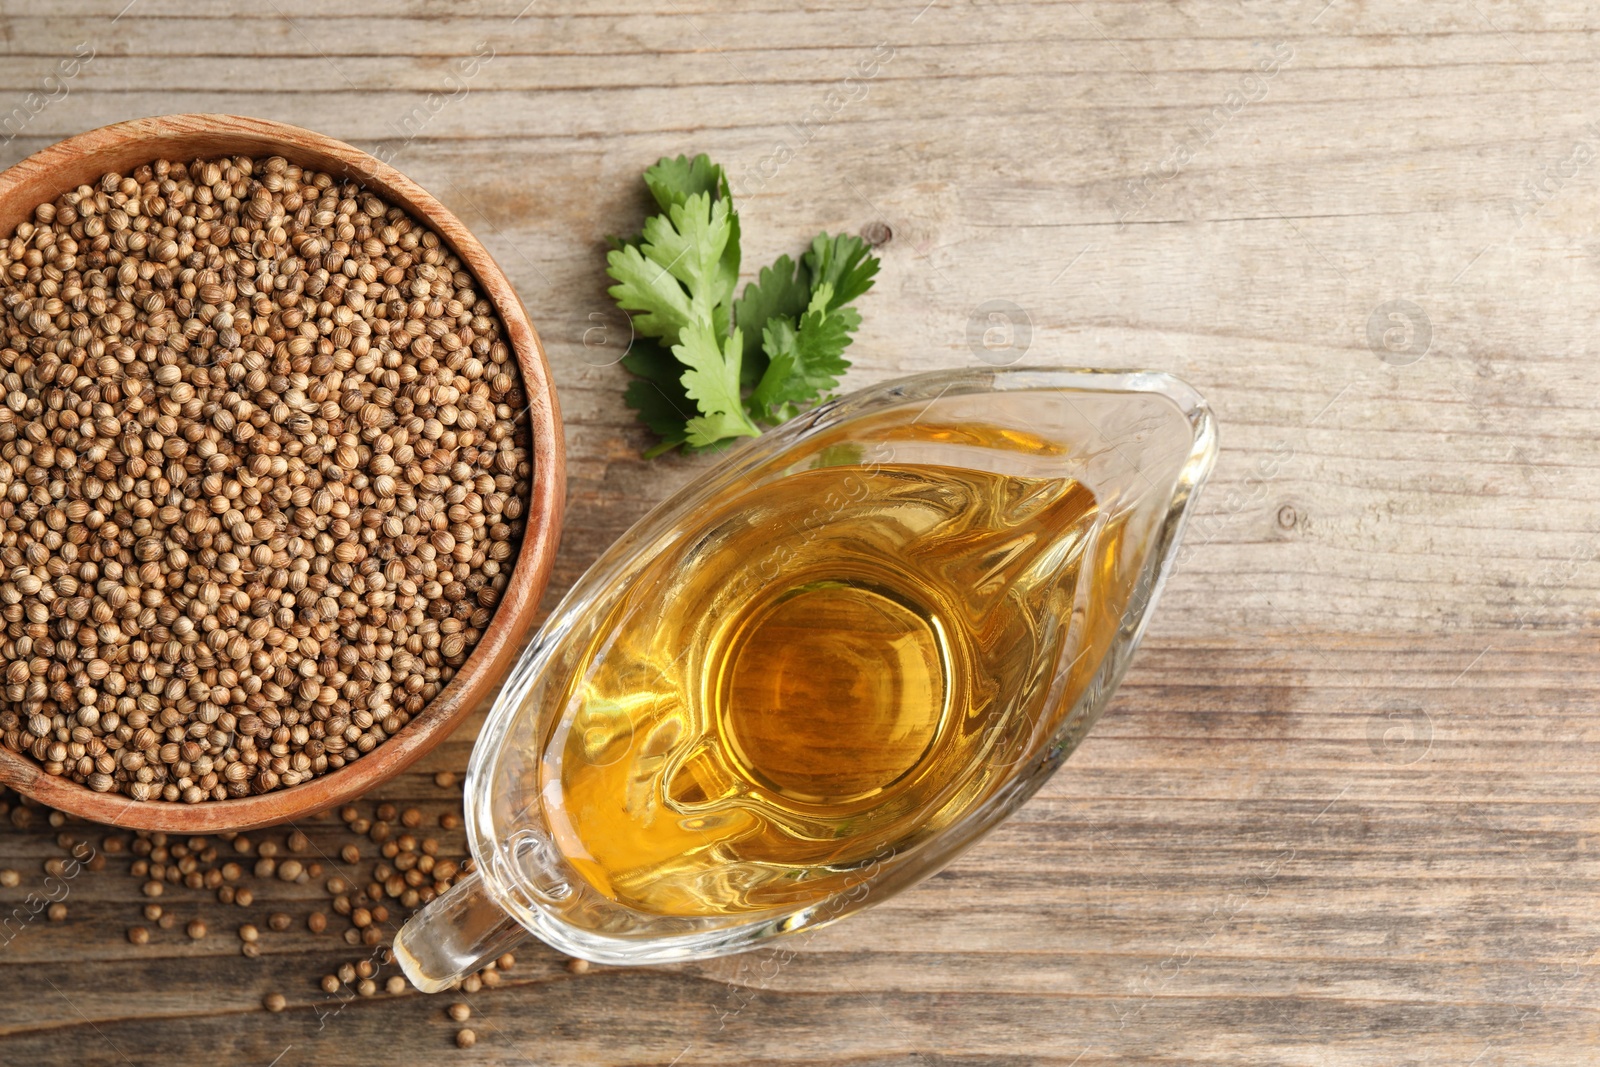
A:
[0,154,532,802]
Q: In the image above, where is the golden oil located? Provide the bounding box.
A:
[538,463,1121,916]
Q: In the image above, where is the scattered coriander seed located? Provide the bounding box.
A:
[142,881,163,898]
[287,831,310,853]
[257,842,279,860]
[217,887,236,905]
[357,979,377,997]
[308,912,327,934]
[352,907,372,929]
[338,963,357,984]
[496,954,516,971]
[447,1002,471,1022]
[376,804,397,822]
[255,858,277,879]
[356,960,376,979]
[341,845,361,865]
[435,772,457,789]
[238,924,260,944]
[462,975,482,994]
[0,868,18,887]
[343,929,361,946]
[401,809,422,829]
[268,912,292,932]
[480,969,501,988]
[242,942,262,959]
[320,975,341,994]
[456,1029,476,1049]
[440,814,460,831]
[143,904,162,921]
[127,926,150,945]
[47,902,67,921]
[264,993,286,1014]
[277,860,304,882]
[566,958,591,975]
[158,913,177,930]
[186,920,207,940]
[386,975,406,995]
[235,889,255,907]
[43,858,66,878]
[48,812,64,829]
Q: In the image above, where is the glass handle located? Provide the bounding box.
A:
[393,870,528,993]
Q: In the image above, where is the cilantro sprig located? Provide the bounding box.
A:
[606,155,880,456]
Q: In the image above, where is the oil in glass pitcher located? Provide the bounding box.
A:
[396,367,1216,989]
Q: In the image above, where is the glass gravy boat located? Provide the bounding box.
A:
[395,367,1217,991]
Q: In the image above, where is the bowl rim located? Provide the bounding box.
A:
[0,114,565,831]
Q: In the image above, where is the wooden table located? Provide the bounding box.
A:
[2,1,1598,1063]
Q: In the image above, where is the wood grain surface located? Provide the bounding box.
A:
[1,1,1598,1064]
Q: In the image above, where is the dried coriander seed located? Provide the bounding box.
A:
[455,1029,476,1049]
[263,993,286,1013]
[0,157,533,804]
[447,1002,470,1022]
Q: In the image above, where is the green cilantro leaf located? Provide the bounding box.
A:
[673,321,761,448]
[621,339,694,457]
[804,233,879,310]
[643,154,726,212]
[747,282,858,423]
[731,253,810,388]
[605,191,737,350]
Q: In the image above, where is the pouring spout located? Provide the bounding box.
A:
[394,870,528,993]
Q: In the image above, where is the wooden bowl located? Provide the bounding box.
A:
[0,115,565,831]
